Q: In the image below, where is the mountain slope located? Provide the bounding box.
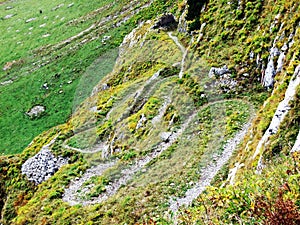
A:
[1,0,300,224]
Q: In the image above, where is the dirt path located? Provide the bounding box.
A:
[168,32,191,79]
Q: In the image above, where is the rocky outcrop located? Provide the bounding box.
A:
[178,3,188,32]
[136,114,147,130]
[22,139,68,184]
[26,105,45,118]
[254,65,300,161]
[152,13,177,29]
[263,46,279,88]
[208,65,231,78]
[208,65,237,92]
[262,21,295,89]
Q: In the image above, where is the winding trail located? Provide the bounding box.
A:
[62,68,167,154]
[63,110,198,205]
[168,32,190,79]
[62,141,109,154]
[62,32,185,155]
[62,161,116,206]
[62,31,255,212]
[169,118,253,216]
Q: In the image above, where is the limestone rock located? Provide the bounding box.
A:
[208,65,231,78]
[160,132,172,142]
[26,105,46,118]
[22,149,68,184]
[291,130,300,153]
[136,114,147,130]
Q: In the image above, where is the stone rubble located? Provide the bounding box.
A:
[208,65,231,78]
[22,139,68,184]
[208,65,238,92]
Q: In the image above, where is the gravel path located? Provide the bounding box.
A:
[168,32,188,79]
[62,161,116,206]
[169,119,253,216]
[61,31,255,211]
[62,111,198,206]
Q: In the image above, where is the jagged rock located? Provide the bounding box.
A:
[152,13,176,29]
[208,65,231,78]
[101,83,109,91]
[136,114,147,130]
[22,149,68,184]
[263,58,276,88]
[178,1,188,32]
[26,105,45,118]
[262,31,295,88]
[254,65,300,160]
[160,132,172,142]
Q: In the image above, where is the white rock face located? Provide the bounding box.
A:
[263,47,279,88]
[263,57,276,88]
[291,131,300,153]
[254,65,300,160]
[263,31,294,88]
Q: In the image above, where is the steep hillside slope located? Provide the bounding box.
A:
[0,0,173,154]
[0,0,300,224]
